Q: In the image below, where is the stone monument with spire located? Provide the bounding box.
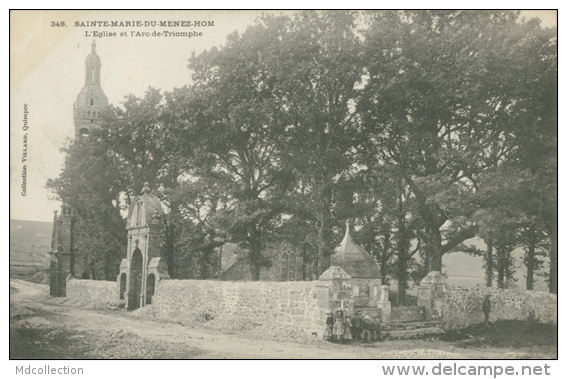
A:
[318,222,384,318]
[118,182,169,309]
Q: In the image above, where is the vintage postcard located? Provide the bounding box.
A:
[10,9,557,371]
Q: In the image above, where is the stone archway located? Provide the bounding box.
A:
[130,248,143,309]
[119,183,169,309]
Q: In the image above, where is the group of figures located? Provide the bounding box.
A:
[324,309,382,343]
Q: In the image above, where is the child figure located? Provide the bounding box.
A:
[361,315,374,342]
[324,311,334,341]
[343,315,353,344]
[332,310,345,343]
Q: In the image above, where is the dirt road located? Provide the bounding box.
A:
[9,279,556,359]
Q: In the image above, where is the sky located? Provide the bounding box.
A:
[9,10,558,222]
[10,10,267,222]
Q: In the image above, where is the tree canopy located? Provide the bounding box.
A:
[48,11,557,293]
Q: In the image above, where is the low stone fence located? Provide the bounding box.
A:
[63,273,557,335]
[391,305,426,323]
[66,278,121,308]
[147,279,330,335]
[441,285,557,329]
[418,271,557,329]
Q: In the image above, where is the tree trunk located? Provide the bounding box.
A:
[301,244,306,281]
[485,238,493,287]
[526,227,535,291]
[316,203,333,276]
[314,255,319,280]
[496,246,505,289]
[397,203,411,304]
[248,228,262,281]
[422,244,431,276]
[164,209,178,278]
[397,256,408,306]
[381,230,391,285]
[249,251,261,281]
[396,188,408,303]
[200,252,208,279]
[428,228,443,272]
[549,222,557,294]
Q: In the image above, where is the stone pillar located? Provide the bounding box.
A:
[418,271,446,320]
[377,285,391,323]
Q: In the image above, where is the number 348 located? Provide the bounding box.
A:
[51,21,66,27]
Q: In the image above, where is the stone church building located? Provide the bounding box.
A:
[50,41,109,295]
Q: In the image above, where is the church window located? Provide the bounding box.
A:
[90,99,94,106]
[90,120,93,123]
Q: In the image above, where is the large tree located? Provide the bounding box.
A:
[468,20,557,292]
[359,11,553,273]
[184,16,294,280]
[267,11,365,275]
[101,87,193,277]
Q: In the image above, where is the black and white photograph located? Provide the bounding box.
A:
[10,9,558,369]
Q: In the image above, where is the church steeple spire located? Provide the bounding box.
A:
[84,39,101,86]
[74,41,108,139]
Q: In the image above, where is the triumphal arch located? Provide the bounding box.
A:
[118,182,169,309]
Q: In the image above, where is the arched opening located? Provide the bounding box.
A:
[120,273,127,300]
[146,274,155,305]
[130,248,143,309]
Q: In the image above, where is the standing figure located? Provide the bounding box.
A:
[482,294,491,326]
[343,316,353,344]
[351,310,363,341]
[372,316,382,342]
[361,315,374,342]
[332,310,345,343]
[324,311,335,341]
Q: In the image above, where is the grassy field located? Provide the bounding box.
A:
[10,219,52,276]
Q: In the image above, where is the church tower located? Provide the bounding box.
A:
[73,40,108,139]
[50,41,109,296]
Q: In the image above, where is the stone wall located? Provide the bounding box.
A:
[148,279,331,335]
[440,285,557,329]
[64,275,557,335]
[66,278,122,308]
[391,305,426,323]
